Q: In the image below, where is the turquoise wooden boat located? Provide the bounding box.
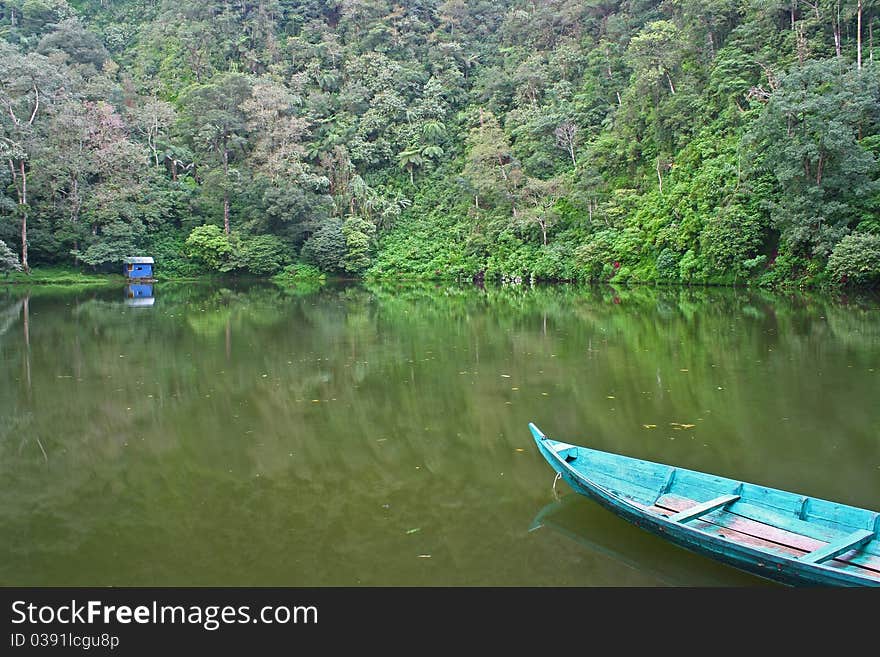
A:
[530,423,880,587]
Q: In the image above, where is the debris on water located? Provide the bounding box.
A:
[382,504,390,509]
[406,528,421,535]
[680,369,689,372]
[642,424,657,429]
[417,554,432,558]
[515,448,524,452]
[606,395,615,399]
[501,374,511,378]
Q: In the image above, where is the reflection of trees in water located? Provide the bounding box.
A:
[0,282,878,583]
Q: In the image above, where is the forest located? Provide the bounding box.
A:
[1,0,880,287]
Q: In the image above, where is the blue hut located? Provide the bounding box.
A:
[123,257,154,280]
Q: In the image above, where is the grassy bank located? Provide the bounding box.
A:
[2,267,125,285]
[0,267,212,286]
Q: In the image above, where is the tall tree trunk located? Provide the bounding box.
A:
[224,191,230,235]
[21,210,28,273]
[656,158,664,195]
[223,146,231,235]
[858,0,863,70]
[19,161,28,273]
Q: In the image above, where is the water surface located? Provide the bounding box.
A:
[1,281,878,586]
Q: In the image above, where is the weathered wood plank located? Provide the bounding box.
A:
[581,469,664,506]
[580,449,670,490]
[799,530,876,565]
[729,501,880,559]
[656,494,880,575]
[668,495,740,523]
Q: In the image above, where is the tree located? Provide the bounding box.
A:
[179,73,253,234]
[745,60,880,256]
[626,20,683,97]
[184,224,234,271]
[0,41,66,271]
[462,110,522,210]
[517,176,567,245]
[827,231,880,284]
[0,239,21,272]
[129,99,177,169]
[554,120,578,167]
[396,146,424,185]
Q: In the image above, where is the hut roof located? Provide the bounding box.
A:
[123,257,154,264]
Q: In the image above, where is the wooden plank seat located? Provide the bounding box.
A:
[799,530,876,564]
[668,495,740,523]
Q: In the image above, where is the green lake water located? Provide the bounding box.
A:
[1,281,878,586]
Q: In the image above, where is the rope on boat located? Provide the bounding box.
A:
[552,472,562,498]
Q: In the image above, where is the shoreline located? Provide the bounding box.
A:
[3,268,878,296]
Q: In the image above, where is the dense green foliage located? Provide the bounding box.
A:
[2,1,879,286]
[0,239,21,272]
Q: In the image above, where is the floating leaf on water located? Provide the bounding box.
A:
[406,528,421,535]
